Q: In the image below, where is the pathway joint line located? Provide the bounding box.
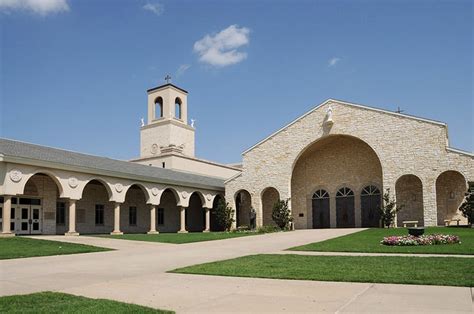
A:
[335,283,374,314]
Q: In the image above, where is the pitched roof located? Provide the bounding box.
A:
[242,98,448,155]
[0,138,224,190]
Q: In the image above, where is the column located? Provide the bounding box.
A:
[423,178,438,227]
[1,196,13,237]
[111,202,123,235]
[178,206,187,233]
[204,207,210,232]
[147,205,159,234]
[65,199,79,236]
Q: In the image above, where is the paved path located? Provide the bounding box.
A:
[1,229,472,313]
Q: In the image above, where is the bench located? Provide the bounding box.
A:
[403,220,418,228]
[444,219,461,226]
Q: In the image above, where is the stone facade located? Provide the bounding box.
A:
[226,99,473,229]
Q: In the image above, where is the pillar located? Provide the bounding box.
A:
[1,196,14,237]
[178,206,188,233]
[204,207,210,232]
[111,202,123,235]
[147,204,159,234]
[423,178,438,226]
[65,199,79,236]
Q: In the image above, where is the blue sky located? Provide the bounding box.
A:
[1,0,472,164]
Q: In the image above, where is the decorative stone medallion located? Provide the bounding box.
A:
[151,187,159,196]
[68,177,79,188]
[206,194,212,201]
[181,191,188,199]
[115,183,124,193]
[151,143,159,155]
[9,170,22,183]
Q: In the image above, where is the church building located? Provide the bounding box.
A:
[0,83,472,236]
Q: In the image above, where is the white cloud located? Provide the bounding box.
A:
[176,64,191,77]
[193,25,250,67]
[143,2,163,16]
[0,0,69,15]
[328,57,341,67]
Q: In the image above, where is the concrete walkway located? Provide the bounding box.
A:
[1,229,472,313]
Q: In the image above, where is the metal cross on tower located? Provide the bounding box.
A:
[395,106,404,114]
[165,75,171,84]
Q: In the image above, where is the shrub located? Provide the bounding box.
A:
[214,199,235,232]
[379,188,403,228]
[256,225,280,234]
[272,198,293,230]
[459,182,474,225]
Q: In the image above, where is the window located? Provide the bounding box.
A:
[157,208,164,225]
[129,206,137,226]
[162,162,166,168]
[56,202,66,225]
[155,97,163,119]
[95,204,104,225]
[336,187,354,197]
[312,189,329,199]
[0,197,3,203]
[175,97,182,119]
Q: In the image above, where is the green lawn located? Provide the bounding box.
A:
[0,237,111,260]
[172,254,474,287]
[98,231,258,244]
[290,227,474,255]
[0,292,173,313]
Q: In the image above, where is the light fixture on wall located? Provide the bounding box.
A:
[449,191,455,199]
[412,194,417,201]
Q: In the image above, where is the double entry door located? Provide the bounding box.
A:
[11,198,43,235]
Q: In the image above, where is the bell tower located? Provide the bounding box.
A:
[140,80,195,158]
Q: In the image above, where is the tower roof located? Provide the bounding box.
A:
[147,83,188,94]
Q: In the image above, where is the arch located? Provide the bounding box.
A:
[21,171,64,197]
[436,170,468,226]
[186,192,205,232]
[123,183,151,204]
[210,194,225,231]
[122,184,150,233]
[336,187,355,228]
[235,189,252,228]
[80,178,113,200]
[290,134,382,229]
[175,97,182,120]
[396,174,424,227]
[312,189,330,228]
[155,97,163,119]
[261,187,280,226]
[158,188,180,232]
[360,185,381,227]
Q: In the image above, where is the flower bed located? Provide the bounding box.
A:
[381,234,460,246]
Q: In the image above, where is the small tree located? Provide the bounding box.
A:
[379,188,403,228]
[459,182,474,226]
[214,199,235,231]
[272,198,293,230]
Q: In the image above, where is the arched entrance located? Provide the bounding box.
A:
[186,192,205,232]
[235,190,251,228]
[336,187,355,228]
[158,188,180,232]
[122,184,149,233]
[361,185,381,227]
[396,175,424,227]
[436,171,467,225]
[15,173,61,235]
[312,189,330,228]
[291,135,382,229]
[78,179,113,234]
[261,187,279,226]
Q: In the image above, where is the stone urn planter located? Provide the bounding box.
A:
[408,227,425,237]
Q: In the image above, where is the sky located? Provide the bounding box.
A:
[1,0,473,164]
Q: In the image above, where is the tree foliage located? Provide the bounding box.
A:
[272,198,293,230]
[214,199,235,231]
[459,182,474,225]
[379,188,403,228]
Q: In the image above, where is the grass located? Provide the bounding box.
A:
[0,237,111,260]
[0,292,173,313]
[98,231,259,244]
[290,227,474,255]
[172,254,474,287]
